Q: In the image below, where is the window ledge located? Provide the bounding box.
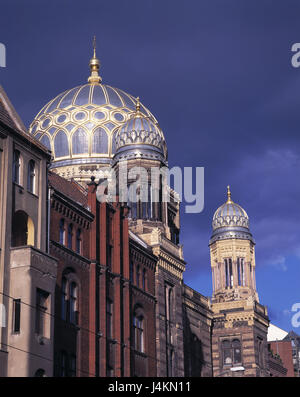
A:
[13,182,24,192]
[27,190,38,199]
[230,366,245,371]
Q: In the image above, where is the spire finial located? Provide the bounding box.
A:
[226,185,233,203]
[88,36,102,84]
[136,96,141,113]
[93,35,97,58]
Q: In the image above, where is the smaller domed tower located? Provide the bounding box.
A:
[210,186,258,303]
[210,187,270,377]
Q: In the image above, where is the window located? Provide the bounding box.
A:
[76,229,81,254]
[60,351,67,377]
[222,339,242,366]
[129,262,133,283]
[232,339,242,364]
[133,315,144,353]
[70,356,76,377]
[13,299,21,333]
[224,258,233,288]
[61,277,67,321]
[136,266,140,288]
[258,338,264,367]
[13,150,21,184]
[27,160,35,193]
[69,282,78,325]
[68,224,73,249]
[11,210,35,247]
[59,219,65,245]
[35,289,49,336]
[142,269,146,291]
[34,369,46,377]
[237,258,245,286]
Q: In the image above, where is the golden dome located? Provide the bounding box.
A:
[29,43,163,182]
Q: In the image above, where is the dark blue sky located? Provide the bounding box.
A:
[1,0,300,332]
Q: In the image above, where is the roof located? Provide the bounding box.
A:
[0,85,51,156]
[0,85,27,132]
[48,171,88,208]
[284,331,300,342]
[267,323,288,342]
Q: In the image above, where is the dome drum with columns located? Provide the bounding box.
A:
[29,40,167,182]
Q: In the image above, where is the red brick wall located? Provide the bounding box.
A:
[269,340,294,377]
[50,192,92,377]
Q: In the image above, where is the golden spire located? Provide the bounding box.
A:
[226,185,233,203]
[136,96,141,113]
[88,36,102,84]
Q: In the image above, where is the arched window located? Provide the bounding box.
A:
[69,282,78,325]
[68,224,73,249]
[72,128,88,155]
[258,338,264,367]
[59,219,65,245]
[76,229,81,254]
[40,134,51,151]
[27,160,35,193]
[54,130,69,158]
[34,369,46,377]
[92,127,108,154]
[224,258,233,288]
[133,314,144,353]
[232,339,242,364]
[222,339,242,366]
[61,277,67,321]
[11,210,34,247]
[222,340,232,365]
[13,150,21,184]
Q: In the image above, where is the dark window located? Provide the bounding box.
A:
[35,289,49,336]
[60,351,67,377]
[68,224,73,249]
[59,219,65,245]
[237,258,245,286]
[142,269,146,291]
[13,150,21,184]
[34,369,46,377]
[136,266,140,288]
[133,315,144,353]
[76,229,81,254]
[69,282,78,324]
[70,356,76,377]
[61,277,67,321]
[224,258,233,288]
[13,299,21,333]
[129,262,133,283]
[27,160,35,193]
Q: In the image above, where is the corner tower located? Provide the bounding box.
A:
[112,97,185,376]
[210,187,270,377]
